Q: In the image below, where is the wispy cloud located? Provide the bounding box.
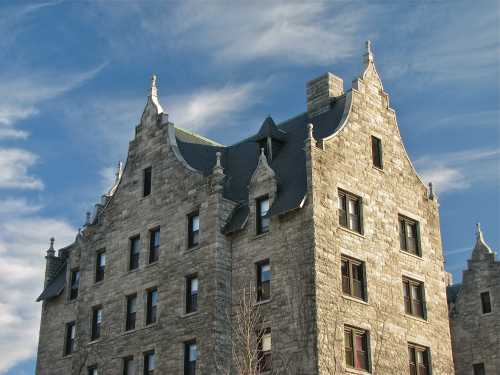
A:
[0,148,43,190]
[0,198,76,373]
[415,148,500,194]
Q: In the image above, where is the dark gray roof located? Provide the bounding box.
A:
[446,284,462,305]
[37,263,67,302]
[176,94,348,233]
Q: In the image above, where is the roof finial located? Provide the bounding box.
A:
[46,237,55,257]
[150,74,158,97]
[476,222,483,240]
[215,151,222,169]
[364,40,374,66]
[428,182,434,200]
[307,123,314,140]
[85,211,91,225]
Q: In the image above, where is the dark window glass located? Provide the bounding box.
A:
[143,167,152,197]
[258,329,272,372]
[64,321,76,355]
[95,251,106,283]
[256,196,270,234]
[188,212,200,248]
[408,344,430,375]
[371,136,383,169]
[186,276,199,314]
[146,288,158,325]
[338,190,362,234]
[344,326,369,371]
[184,340,197,375]
[473,363,485,375]
[143,351,155,375]
[70,269,80,300]
[257,260,271,302]
[91,306,102,340]
[129,236,140,270]
[341,256,366,301]
[149,228,160,263]
[403,278,425,319]
[481,291,492,314]
[123,356,135,375]
[126,294,137,331]
[399,215,420,256]
[88,366,98,375]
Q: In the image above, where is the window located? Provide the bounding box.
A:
[69,268,80,300]
[146,288,158,325]
[256,260,271,302]
[408,344,430,375]
[88,366,98,375]
[258,329,272,372]
[95,251,106,283]
[256,196,270,234]
[149,228,160,263]
[126,294,137,331]
[143,167,152,197]
[184,340,197,375]
[188,211,200,248]
[399,215,420,256]
[371,136,383,169]
[123,356,135,375]
[473,363,485,375]
[338,190,362,234]
[64,321,76,355]
[186,276,199,314]
[129,236,140,270]
[344,326,369,371]
[481,291,492,314]
[403,278,425,319]
[91,306,102,340]
[143,351,155,375]
[341,256,366,301]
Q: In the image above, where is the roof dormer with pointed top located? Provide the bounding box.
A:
[140,74,166,128]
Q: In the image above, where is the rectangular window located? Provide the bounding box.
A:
[126,294,137,331]
[344,326,369,371]
[473,363,485,375]
[91,306,102,340]
[64,321,76,355]
[184,340,197,375]
[399,215,420,256]
[371,136,383,169]
[149,228,160,263]
[341,256,366,301]
[95,251,106,283]
[146,288,158,325]
[143,351,155,375]
[256,196,270,234]
[403,278,425,319]
[257,260,271,302]
[88,366,98,375]
[69,268,80,300]
[188,211,200,248]
[123,356,135,375]
[186,276,199,314]
[129,236,140,270]
[408,344,430,375]
[143,167,152,197]
[481,291,492,314]
[338,190,362,234]
[258,329,272,372]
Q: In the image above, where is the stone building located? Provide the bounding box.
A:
[36,42,455,374]
[447,225,500,375]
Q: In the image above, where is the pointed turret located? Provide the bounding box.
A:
[471,223,494,261]
[44,237,60,287]
[140,74,166,127]
[211,151,225,192]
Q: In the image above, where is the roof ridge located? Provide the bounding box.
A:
[175,126,225,147]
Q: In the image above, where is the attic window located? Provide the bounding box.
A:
[256,196,270,234]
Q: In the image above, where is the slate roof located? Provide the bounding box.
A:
[176,94,349,232]
[37,262,67,302]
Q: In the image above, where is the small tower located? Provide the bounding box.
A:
[44,238,59,287]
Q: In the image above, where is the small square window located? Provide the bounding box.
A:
[69,268,80,300]
[256,260,271,302]
[129,236,140,271]
[95,251,106,283]
[186,275,199,314]
[188,212,200,248]
[480,291,492,314]
[149,228,160,263]
[184,340,197,375]
[399,215,420,256]
[256,196,270,234]
[371,136,383,169]
[143,351,155,375]
[143,167,152,197]
[146,288,158,325]
[403,277,426,319]
[338,190,362,234]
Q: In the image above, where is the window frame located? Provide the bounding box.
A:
[480,291,492,314]
[184,340,197,375]
[256,195,270,235]
[371,135,383,169]
[338,190,363,234]
[95,250,106,283]
[473,363,485,375]
[341,256,366,301]
[143,350,155,375]
[91,306,103,341]
[408,343,430,375]
[69,268,80,301]
[403,277,426,319]
[146,288,158,325]
[256,260,271,302]
[399,215,421,256]
[149,227,160,264]
[187,211,200,249]
[123,356,135,375]
[143,166,152,197]
[125,294,137,331]
[129,235,140,271]
[87,365,98,375]
[257,328,272,373]
[64,321,76,356]
[344,326,370,371]
[186,275,199,314]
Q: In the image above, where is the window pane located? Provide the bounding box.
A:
[192,215,200,231]
[189,344,197,361]
[261,263,271,282]
[143,167,152,197]
[481,292,492,314]
[191,278,198,293]
[260,198,269,216]
[262,333,272,352]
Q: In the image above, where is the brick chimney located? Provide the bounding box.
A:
[306,73,344,118]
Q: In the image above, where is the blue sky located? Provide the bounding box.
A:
[0,1,498,373]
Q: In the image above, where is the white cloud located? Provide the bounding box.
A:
[415,148,500,194]
[0,148,43,190]
[0,198,76,374]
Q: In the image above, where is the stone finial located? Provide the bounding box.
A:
[150,74,158,97]
[364,40,374,66]
[428,182,434,200]
[85,211,91,225]
[471,222,494,261]
[46,237,55,257]
[212,151,224,176]
[307,123,314,140]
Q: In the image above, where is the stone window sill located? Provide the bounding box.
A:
[372,165,385,173]
[255,299,272,307]
[145,261,159,269]
[339,226,365,239]
[404,313,428,324]
[181,311,199,319]
[342,295,369,306]
[87,339,101,346]
[399,250,423,261]
[253,232,270,241]
[345,367,370,375]
[184,244,201,254]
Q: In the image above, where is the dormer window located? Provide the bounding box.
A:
[256,196,270,234]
